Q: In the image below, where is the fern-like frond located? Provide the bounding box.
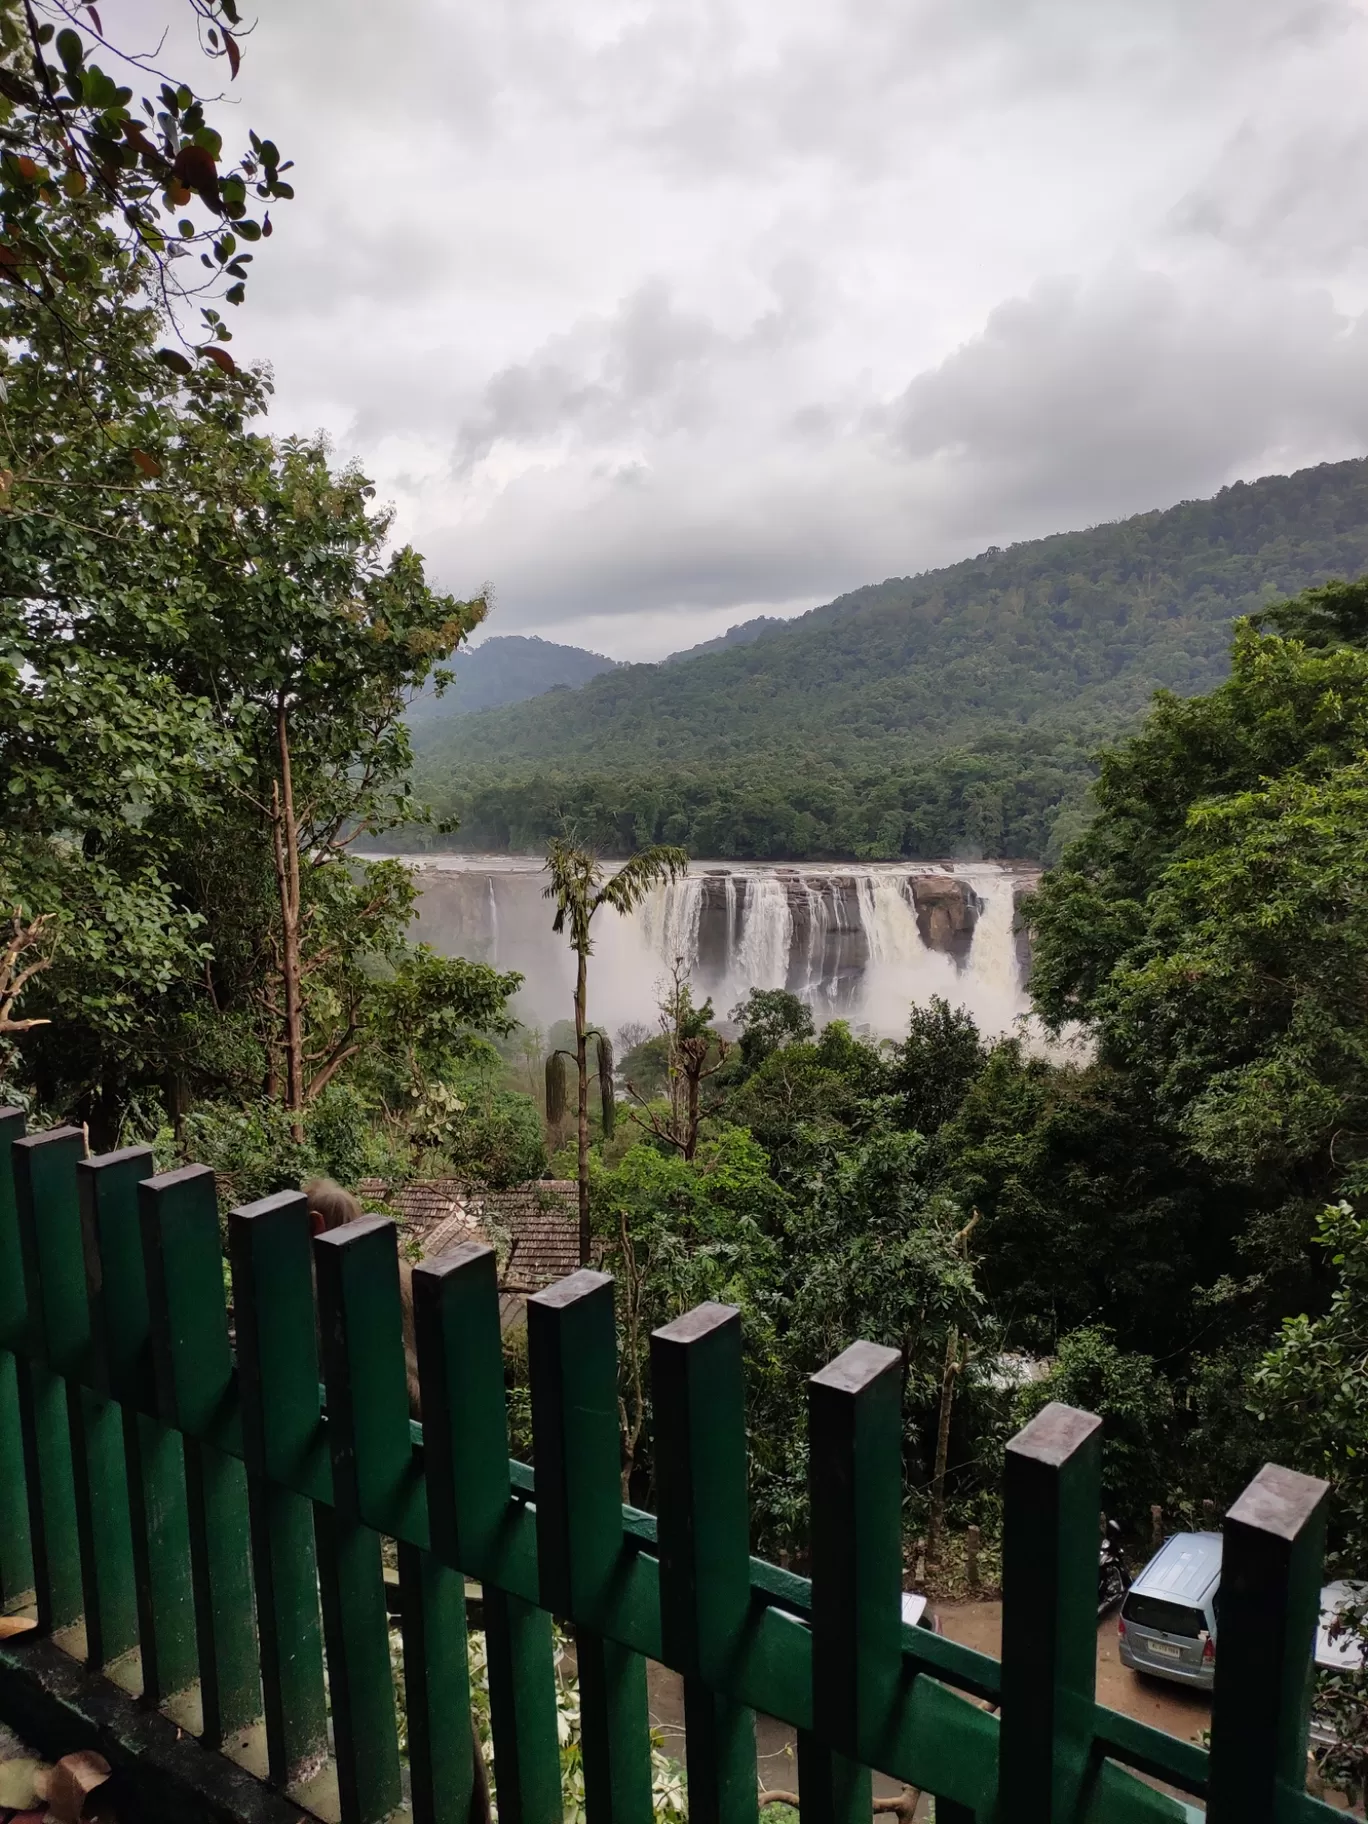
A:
[593,846,690,916]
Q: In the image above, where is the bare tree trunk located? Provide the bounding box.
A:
[684,1066,700,1161]
[575,945,590,1266]
[926,1325,959,1567]
[272,696,306,1140]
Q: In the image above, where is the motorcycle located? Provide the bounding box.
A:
[1098,1518,1131,1617]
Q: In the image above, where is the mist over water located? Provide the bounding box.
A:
[400,856,1039,1043]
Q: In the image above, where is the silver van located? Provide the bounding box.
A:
[1118,1532,1222,1690]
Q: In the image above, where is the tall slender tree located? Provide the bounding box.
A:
[543,840,688,1264]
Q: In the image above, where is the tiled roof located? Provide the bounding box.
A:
[358,1177,578,1292]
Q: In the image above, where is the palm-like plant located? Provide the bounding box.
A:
[544,839,689,1264]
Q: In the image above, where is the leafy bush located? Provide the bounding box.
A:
[1016,1326,1174,1523]
[447,1086,547,1188]
[181,1083,404,1209]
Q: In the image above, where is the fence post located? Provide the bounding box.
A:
[318,1215,481,1824]
[652,1302,759,1824]
[809,1340,902,1767]
[999,1401,1101,1824]
[79,1146,198,1709]
[228,1190,329,1788]
[1150,1505,1163,1552]
[16,1132,139,1672]
[415,1244,560,1824]
[529,1269,653,1824]
[140,1164,260,1748]
[414,1243,513,1577]
[1207,1464,1327,1824]
[11,1128,87,1637]
[799,1341,905,1824]
[966,1525,981,1592]
[0,1108,34,1613]
[312,1217,407,1824]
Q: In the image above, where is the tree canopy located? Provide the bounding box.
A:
[402,458,1368,860]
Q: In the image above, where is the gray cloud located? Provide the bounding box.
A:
[163,0,1368,656]
[885,270,1368,520]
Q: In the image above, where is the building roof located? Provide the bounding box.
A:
[358,1177,579,1292]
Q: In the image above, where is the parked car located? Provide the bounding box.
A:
[1315,1580,1368,1674]
[1118,1532,1222,1691]
[900,1591,942,1634]
[1308,1578,1368,1778]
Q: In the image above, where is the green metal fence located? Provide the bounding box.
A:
[0,1115,1345,1824]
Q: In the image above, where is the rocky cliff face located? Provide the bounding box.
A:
[908,874,981,965]
[694,872,746,976]
[1011,878,1035,983]
[781,874,869,1006]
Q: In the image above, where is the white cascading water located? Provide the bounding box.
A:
[734,876,793,995]
[398,855,1037,1040]
[640,873,704,973]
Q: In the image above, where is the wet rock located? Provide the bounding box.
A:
[1011,878,1036,984]
[694,873,744,980]
[908,874,979,965]
[782,874,868,1010]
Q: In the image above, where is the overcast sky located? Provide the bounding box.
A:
[203,0,1368,658]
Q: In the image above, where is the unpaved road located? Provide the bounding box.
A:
[641,1597,1210,1816]
[935,1599,1211,1746]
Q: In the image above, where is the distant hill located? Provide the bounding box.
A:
[407,634,618,722]
[407,458,1368,861]
[663,615,787,663]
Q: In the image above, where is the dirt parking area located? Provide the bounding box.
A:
[642,1597,1211,1819]
[934,1599,1211,1747]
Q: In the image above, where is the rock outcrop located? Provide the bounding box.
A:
[781,874,869,1008]
[1011,878,1036,984]
[907,874,980,965]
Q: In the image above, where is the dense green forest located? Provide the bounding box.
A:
[404,458,1368,859]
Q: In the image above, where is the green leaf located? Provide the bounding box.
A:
[55,28,85,72]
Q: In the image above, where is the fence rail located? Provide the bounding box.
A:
[0,1115,1343,1824]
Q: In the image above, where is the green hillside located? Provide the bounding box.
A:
[407,633,618,722]
[409,458,1368,859]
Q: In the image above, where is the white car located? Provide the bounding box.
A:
[1309,1580,1367,1762]
[1315,1581,1367,1672]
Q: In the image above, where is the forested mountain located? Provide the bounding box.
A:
[662,614,787,663]
[406,633,619,722]
[410,458,1368,858]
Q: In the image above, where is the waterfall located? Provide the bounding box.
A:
[852,873,959,1030]
[400,854,1037,1041]
[959,869,1018,995]
[857,874,924,969]
[642,874,705,972]
[736,877,793,994]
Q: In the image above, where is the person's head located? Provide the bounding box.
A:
[303,1176,362,1238]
